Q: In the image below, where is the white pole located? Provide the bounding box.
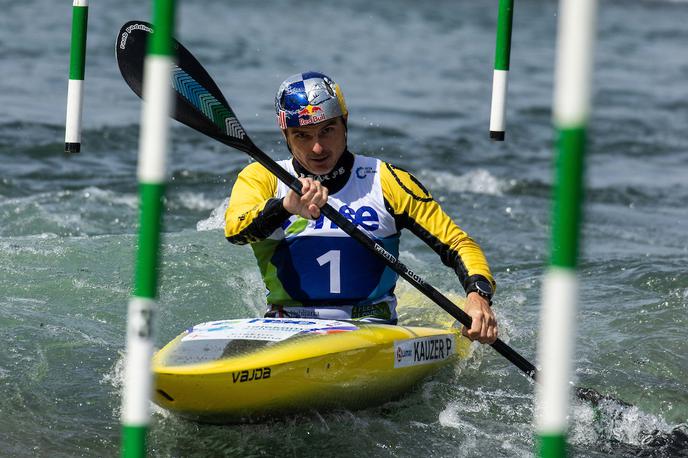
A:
[65,0,88,153]
[121,2,176,456]
[535,0,598,456]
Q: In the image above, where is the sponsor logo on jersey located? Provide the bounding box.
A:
[232,367,271,383]
[282,204,380,233]
[296,166,346,183]
[356,166,376,179]
[394,335,455,368]
[314,204,379,231]
[351,302,391,319]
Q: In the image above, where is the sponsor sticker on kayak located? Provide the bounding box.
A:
[393,335,455,368]
[182,318,358,342]
[232,367,271,383]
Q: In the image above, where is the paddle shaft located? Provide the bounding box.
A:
[215,134,539,380]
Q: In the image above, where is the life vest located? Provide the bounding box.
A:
[251,155,399,311]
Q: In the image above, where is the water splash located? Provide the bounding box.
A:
[197,198,228,232]
[419,168,513,196]
[100,351,125,391]
[170,192,220,212]
[570,391,688,456]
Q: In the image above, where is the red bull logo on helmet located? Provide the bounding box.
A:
[297,104,326,126]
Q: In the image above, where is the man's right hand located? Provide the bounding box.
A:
[283,177,329,219]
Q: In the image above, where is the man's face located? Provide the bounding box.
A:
[284,117,347,175]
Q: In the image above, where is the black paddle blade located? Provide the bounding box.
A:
[115,21,255,153]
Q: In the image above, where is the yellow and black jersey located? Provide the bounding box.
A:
[225,151,495,308]
[379,161,494,291]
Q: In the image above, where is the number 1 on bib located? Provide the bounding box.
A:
[317,250,341,294]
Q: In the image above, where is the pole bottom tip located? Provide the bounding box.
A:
[65,143,81,154]
[489,131,505,141]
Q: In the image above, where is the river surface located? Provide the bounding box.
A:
[1,0,687,456]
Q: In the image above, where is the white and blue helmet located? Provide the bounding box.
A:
[275,71,348,129]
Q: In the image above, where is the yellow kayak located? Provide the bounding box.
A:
[152,318,471,423]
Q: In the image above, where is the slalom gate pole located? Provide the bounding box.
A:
[120,1,176,457]
[65,0,89,153]
[535,0,598,456]
[489,0,514,141]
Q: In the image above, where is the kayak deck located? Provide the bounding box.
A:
[152,318,471,423]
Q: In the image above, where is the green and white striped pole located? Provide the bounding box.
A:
[120,1,176,457]
[535,0,598,456]
[489,0,514,141]
[64,0,88,154]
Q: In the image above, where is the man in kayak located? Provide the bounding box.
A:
[225,71,498,344]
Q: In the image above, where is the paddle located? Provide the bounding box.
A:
[116,21,634,410]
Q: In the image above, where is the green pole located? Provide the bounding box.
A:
[64,0,89,153]
[489,0,514,141]
[535,0,598,457]
[120,1,176,457]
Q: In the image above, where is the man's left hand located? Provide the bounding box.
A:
[461,292,498,344]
